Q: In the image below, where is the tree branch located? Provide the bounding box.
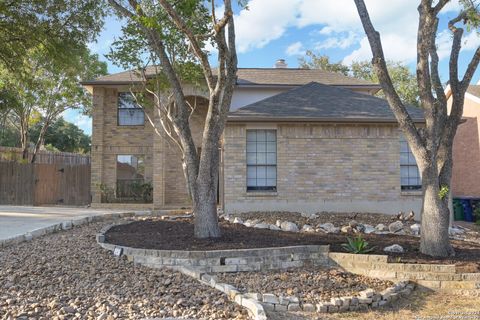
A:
[353,0,425,156]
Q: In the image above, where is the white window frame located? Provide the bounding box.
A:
[246,129,277,192]
[400,136,421,190]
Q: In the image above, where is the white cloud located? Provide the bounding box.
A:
[234,0,302,53]
[285,41,305,56]
[315,32,358,50]
[232,0,476,65]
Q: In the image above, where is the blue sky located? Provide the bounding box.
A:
[66,0,480,135]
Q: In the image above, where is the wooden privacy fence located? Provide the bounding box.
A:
[0,146,90,165]
[0,162,91,206]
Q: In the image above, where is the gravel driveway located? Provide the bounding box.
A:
[0,221,248,319]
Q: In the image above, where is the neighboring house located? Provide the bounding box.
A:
[446,85,480,198]
[81,61,424,215]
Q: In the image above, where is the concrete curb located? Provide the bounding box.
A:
[0,210,151,248]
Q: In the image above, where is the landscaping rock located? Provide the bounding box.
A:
[375,223,387,231]
[301,212,318,219]
[318,223,340,234]
[244,219,259,227]
[268,224,281,231]
[254,223,270,229]
[0,221,248,320]
[301,224,315,233]
[275,220,282,228]
[410,223,421,235]
[280,221,299,232]
[233,217,243,224]
[363,225,376,234]
[384,244,404,253]
[341,226,352,233]
[388,221,404,233]
[354,224,366,233]
[348,220,358,228]
[449,227,465,235]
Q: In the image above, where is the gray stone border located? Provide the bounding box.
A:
[97,223,330,273]
[170,266,267,320]
[255,281,414,313]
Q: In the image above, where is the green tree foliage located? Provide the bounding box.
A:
[299,51,419,107]
[351,61,419,107]
[0,0,106,75]
[299,51,350,75]
[30,118,91,153]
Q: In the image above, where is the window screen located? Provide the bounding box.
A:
[246,130,277,191]
[400,136,421,190]
[118,92,145,126]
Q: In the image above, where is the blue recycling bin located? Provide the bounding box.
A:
[459,198,474,222]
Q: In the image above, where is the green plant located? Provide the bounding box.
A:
[341,235,376,254]
[98,183,115,203]
[438,185,449,200]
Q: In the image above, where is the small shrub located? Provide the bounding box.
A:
[341,235,376,254]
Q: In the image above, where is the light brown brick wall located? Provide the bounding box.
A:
[91,87,208,207]
[91,87,154,203]
[223,123,421,214]
[449,97,480,197]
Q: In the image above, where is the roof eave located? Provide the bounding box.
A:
[227,116,425,124]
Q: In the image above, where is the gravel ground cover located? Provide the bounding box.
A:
[0,221,249,320]
[217,267,393,305]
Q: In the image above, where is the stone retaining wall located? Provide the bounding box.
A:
[257,281,414,313]
[329,252,480,292]
[97,220,480,295]
[98,225,329,273]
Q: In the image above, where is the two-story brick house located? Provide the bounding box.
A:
[81,62,424,216]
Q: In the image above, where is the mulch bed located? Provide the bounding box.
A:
[105,218,480,272]
[217,267,393,303]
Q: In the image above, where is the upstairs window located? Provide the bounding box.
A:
[118,92,144,126]
[246,130,277,191]
[400,136,421,190]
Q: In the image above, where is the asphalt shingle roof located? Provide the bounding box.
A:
[467,85,480,98]
[228,82,424,123]
[81,67,379,87]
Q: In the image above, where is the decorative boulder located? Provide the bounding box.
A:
[341,225,352,233]
[410,223,421,235]
[388,221,404,233]
[375,223,387,231]
[276,220,282,227]
[355,224,366,233]
[254,223,270,229]
[318,223,340,234]
[301,212,318,219]
[233,217,243,224]
[269,224,281,231]
[348,220,358,228]
[280,221,299,232]
[363,224,376,234]
[301,224,315,233]
[244,219,259,227]
[384,244,404,253]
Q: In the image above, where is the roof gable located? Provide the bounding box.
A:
[228,82,424,123]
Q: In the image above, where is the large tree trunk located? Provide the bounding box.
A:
[419,164,454,256]
[192,131,221,238]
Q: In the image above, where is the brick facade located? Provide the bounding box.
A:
[90,86,208,208]
[91,86,422,214]
[223,123,422,215]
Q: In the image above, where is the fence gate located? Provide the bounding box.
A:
[0,162,91,206]
[34,164,91,206]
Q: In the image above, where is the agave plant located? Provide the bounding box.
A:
[341,235,376,254]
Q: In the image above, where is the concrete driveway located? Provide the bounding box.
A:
[0,205,123,240]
